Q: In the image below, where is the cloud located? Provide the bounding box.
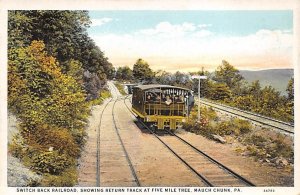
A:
[198,24,212,28]
[138,22,196,37]
[90,18,114,27]
[193,29,213,37]
[92,28,292,72]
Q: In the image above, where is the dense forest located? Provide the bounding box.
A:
[116,59,294,123]
[8,10,113,186]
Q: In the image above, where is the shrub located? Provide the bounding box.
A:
[40,167,78,187]
[115,82,126,95]
[8,133,27,159]
[31,151,72,174]
[231,118,252,135]
[243,134,268,148]
[212,121,234,136]
[88,88,111,106]
[267,134,293,159]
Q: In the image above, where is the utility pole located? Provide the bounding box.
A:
[191,75,207,122]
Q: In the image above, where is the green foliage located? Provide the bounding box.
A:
[21,123,81,157]
[242,132,293,160]
[31,151,73,174]
[116,66,133,81]
[115,82,126,95]
[9,41,89,140]
[184,106,252,138]
[286,77,294,119]
[8,11,33,48]
[88,88,111,106]
[65,59,84,84]
[213,60,244,89]
[183,106,218,138]
[286,77,294,101]
[232,118,252,134]
[207,81,231,100]
[40,167,78,187]
[133,58,154,82]
[8,41,90,186]
[8,10,114,82]
[8,133,27,159]
[191,68,211,97]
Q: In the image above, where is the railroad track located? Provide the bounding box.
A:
[123,96,254,187]
[96,83,140,187]
[203,99,294,127]
[198,99,294,135]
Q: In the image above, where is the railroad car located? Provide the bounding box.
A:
[132,85,194,130]
[125,83,138,94]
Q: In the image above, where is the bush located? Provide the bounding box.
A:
[243,134,268,148]
[115,82,126,95]
[267,134,293,159]
[242,131,293,161]
[31,151,73,174]
[212,121,234,136]
[88,88,111,106]
[20,123,81,157]
[231,118,252,135]
[40,167,78,187]
[8,133,27,159]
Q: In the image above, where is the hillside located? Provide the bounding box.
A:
[240,69,293,95]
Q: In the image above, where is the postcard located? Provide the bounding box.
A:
[1,0,299,195]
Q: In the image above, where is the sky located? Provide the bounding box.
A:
[88,10,293,72]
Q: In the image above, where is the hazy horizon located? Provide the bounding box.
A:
[88,10,293,72]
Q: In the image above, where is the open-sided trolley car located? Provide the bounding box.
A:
[132,85,194,130]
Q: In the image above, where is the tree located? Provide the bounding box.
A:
[286,77,294,119]
[155,70,173,85]
[191,68,211,97]
[8,40,89,145]
[8,10,114,84]
[8,11,33,48]
[116,66,133,81]
[213,60,244,89]
[133,58,154,82]
[207,81,231,101]
[286,77,294,101]
[65,59,84,84]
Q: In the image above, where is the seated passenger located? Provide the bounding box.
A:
[149,93,155,102]
[165,95,172,105]
[174,96,181,103]
[161,94,166,101]
[155,94,161,102]
[179,95,184,102]
[146,94,151,102]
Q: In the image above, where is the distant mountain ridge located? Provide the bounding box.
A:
[239,69,294,95]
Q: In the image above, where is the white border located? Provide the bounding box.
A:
[0,0,299,194]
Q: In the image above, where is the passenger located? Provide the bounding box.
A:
[146,94,151,102]
[179,95,184,102]
[155,94,161,102]
[149,93,155,102]
[165,95,172,105]
[174,96,180,103]
[161,94,166,101]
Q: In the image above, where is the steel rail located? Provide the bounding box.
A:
[200,99,294,127]
[111,84,141,187]
[200,101,293,135]
[96,96,113,186]
[122,97,212,186]
[123,97,255,187]
[166,129,255,186]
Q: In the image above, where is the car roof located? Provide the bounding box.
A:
[133,84,190,91]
